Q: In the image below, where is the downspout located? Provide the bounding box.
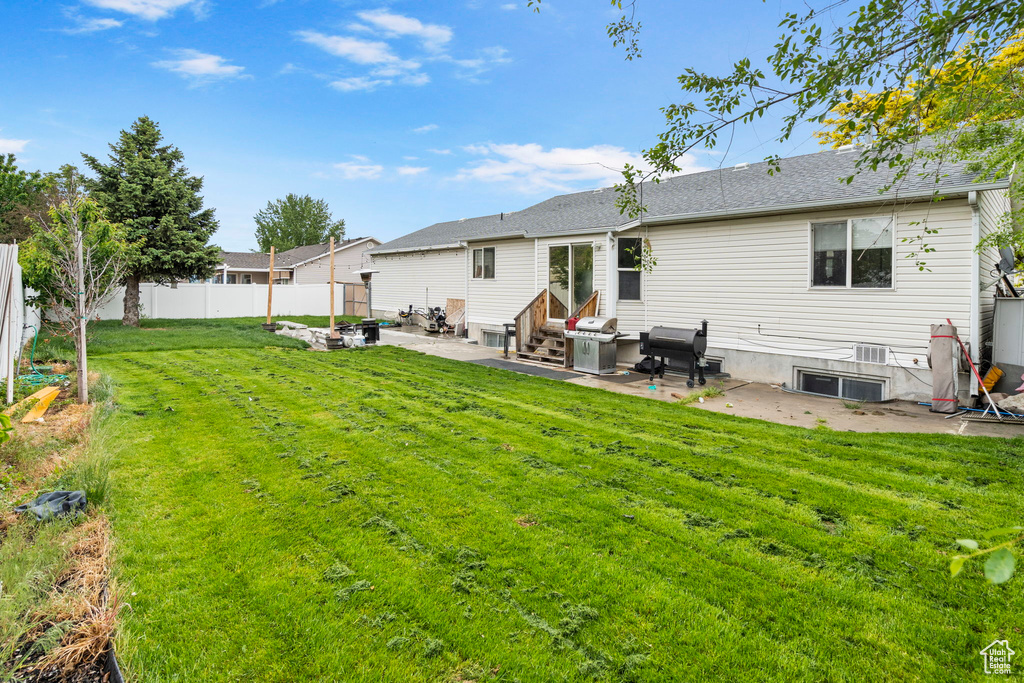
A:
[968,190,981,396]
[534,238,539,294]
[606,231,616,319]
[460,242,469,337]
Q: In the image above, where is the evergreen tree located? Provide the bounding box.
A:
[254,193,346,252]
[82,116,220,326]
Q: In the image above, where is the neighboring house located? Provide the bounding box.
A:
[368,146,1012,402]
[211,237,380,285]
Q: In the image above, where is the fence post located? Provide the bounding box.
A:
[204,282,211,318]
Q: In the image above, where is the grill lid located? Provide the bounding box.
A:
[648,325,708,356]
[576,316,617,334]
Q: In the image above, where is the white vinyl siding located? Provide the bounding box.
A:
[370,248,466,313]
[293,240,380,285]
[616,199,976,368]
[978,189,1011,345]
[467,239,535,324]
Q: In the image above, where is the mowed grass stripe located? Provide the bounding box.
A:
[97,345,1023,681]
[117,352,831,679]
[119,350,1015,643]
[274,348,1015,518]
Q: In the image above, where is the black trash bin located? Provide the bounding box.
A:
[361,318,380,345]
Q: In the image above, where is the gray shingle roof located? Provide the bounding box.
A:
[370,147,1001,253]
[220,237,373,269]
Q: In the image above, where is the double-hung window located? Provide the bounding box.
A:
[473,247,495,279]
[811,217,893,288]
[617,238,642,301]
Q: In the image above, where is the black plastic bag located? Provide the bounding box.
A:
[633,357,664,374]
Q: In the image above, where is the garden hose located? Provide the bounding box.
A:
[17,325,69,387]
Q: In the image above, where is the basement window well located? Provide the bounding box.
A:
[798,370,885,402]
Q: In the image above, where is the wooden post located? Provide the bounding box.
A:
[329,237,338,338]
[266,246,275,324]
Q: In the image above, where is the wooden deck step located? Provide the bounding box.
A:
[524,348,565,358]
[516,352,566,365]
[529,335,564,347]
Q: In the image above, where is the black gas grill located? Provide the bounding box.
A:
[639,320,709,386]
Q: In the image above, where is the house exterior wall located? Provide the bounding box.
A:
[293,240,381,285]
[611,198,976,400]
[978,188,1010,346]
[369,247,466,316]
[466,238,536,341]
[468,233,613,345]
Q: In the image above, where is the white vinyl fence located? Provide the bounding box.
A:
[0,245,26,401]
[93,282,367,321]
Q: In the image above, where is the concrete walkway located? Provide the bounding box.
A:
[353,327,1023,438]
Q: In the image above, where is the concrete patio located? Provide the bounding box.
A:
[296,325,1023,438]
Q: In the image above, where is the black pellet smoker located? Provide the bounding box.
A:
[639,320,709,387]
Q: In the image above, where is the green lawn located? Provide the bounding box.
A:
[31,316,367,361]
[91,335,1023,681]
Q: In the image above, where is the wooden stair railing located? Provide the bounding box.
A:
[513,290,601,369]
[548,293,568,321]
[570,291,600,320]
[514,289,547,357]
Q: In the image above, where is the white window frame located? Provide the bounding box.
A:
[795,368,887,401]
[480,330,505,348]
[241,273,253,285]
[616,237,643,302]
[807,215,896,290]
[472,247,495,280]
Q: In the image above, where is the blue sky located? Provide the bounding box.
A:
[1,0,825,250]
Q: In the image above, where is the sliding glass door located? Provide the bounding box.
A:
[547,243,594,319]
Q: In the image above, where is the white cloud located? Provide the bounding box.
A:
[427,148,452,155]
[0,138,29,154]
[439,46,511,80]
[62,16,124,34]
[297,31,403,66]
[413,124,438,134]
[82,0,203,20]
[501,3,518,9]
[152,49,248,83]
[397,166,429,176]
[355,9,452,52]
[297,10,508,93]
[334,159,384,179]
[329,76,389,92]
[399,72,430,86]
[403,156,420,160]
[453,142,708,193]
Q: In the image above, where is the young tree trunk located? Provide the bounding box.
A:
[76,230,89,404]
[122,273,141,327]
